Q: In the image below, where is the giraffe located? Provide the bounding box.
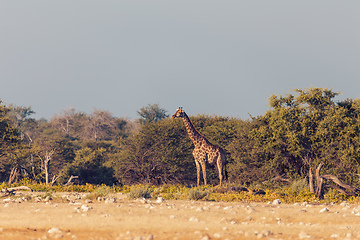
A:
[172,107,227,186]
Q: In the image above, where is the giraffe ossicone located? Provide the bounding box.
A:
[172,108,227,186]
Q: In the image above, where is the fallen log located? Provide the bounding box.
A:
[324,184,358,197]
[1,186,33,197]
[262,174,290,184]
[313,163,360,198]
[64,175,79,186]
[322,174,360,195]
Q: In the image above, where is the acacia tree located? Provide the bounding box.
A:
[251,87,360,185]
[111,117,194,185]
[137,104,169,124]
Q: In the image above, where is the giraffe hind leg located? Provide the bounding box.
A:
[216,154,226,186]
[201,161,207,185]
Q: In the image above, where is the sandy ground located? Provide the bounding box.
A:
[1,192,360,240]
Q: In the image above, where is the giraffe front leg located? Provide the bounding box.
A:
[195,160,201,187]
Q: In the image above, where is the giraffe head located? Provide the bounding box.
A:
[172,107,185,118]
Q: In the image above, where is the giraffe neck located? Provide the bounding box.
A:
[182,113,204,146]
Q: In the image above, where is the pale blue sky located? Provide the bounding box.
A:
[1,1,359,120]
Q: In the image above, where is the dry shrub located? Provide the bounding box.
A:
[188,189,208,200]
[128,186,153,199]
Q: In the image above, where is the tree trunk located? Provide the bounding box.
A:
[43,149,55,185]
[309,168,314,193]
[8,167,19,185]
[50,175,61,186]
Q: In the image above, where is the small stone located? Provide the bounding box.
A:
[272,199,281,205]
[85,199,92,203]
[189,217,199,223]
[257,233,265,239]
[137,198,147,204]
[201,234,211,240]
[214,233,221,238]
[43,196,52,202]
[330,234,340,238]
[346,233,353,238]
[299,231,310,239]
[81,204,92,212]
[320,208,329,213]
[48,227,62,234]
[145,235,154,240]
[105,198,116,204]
[245,207,254,213]
[156,197,164,203]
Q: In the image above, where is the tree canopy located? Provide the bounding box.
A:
[0,87,359,188]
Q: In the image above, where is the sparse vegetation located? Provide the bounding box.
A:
[85,185,111,200]
[188,188,208,201]
[128,186,153,199]
[2,182,360,204]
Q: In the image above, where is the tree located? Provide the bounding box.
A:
[111,118,194,185]
[251,87,360,185]
[137,104,169,124]
[0,101,26,183]
[50,108,77,136]
[62,146,115,185]
[226,117,265,184]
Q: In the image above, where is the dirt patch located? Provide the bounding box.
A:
[1,193,360,239]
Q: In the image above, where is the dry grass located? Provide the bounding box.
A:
[1,192,360,239]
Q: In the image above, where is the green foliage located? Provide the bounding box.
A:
[251,87,360,185]
[86,184,111,200]
[62,146,115,185]
[128,186,153,199]
[112,117,195,185]
[137,104,169,124]
[188,188,208,200]
[1,87,360,189]
[290,179,309,191]
[0,101,25,182]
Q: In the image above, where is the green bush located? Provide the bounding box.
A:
[128,186,153,199]
[188,188,208,201]
[290,179,309,191]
